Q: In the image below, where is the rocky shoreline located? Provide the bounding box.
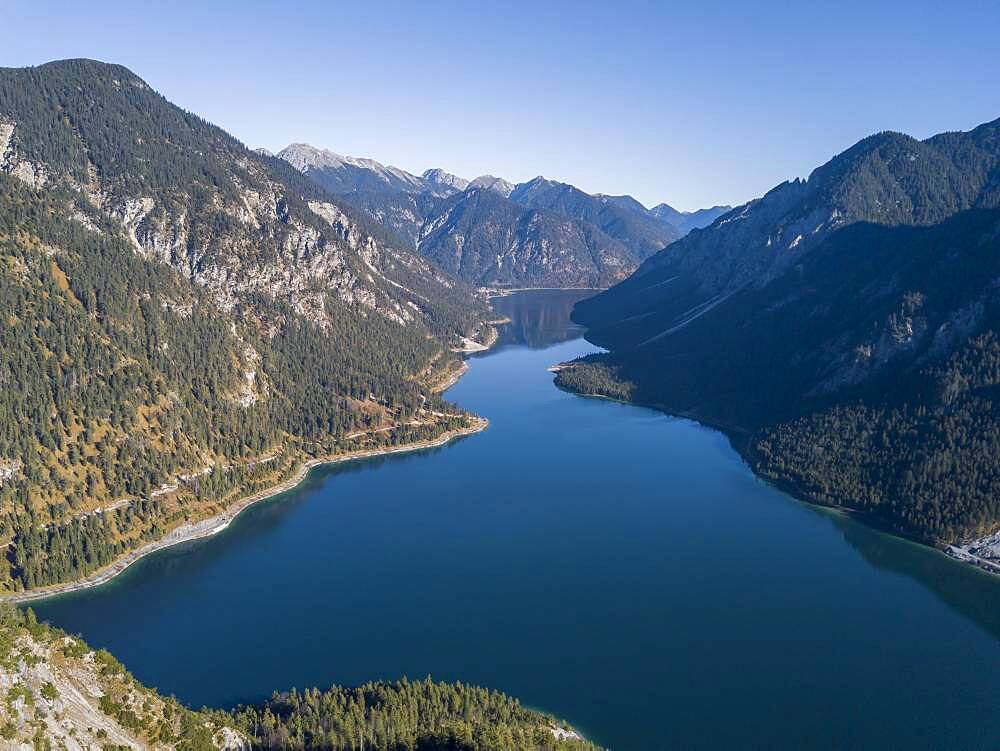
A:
[946,530,1000,574]
[1,417,488,605]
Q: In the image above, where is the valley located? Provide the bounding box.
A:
[28,290,1000,751]
[1,22,998,748]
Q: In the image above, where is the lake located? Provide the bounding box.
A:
[33,290,1000,750]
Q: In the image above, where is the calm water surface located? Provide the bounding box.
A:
[34,290,1000,750]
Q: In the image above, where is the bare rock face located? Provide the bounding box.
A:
[278,143,433,195]
[0,119,15,161]
[0,119,49,188]
[422,167,469,193]
[0,613,246,749]
[468,174,515,197]
[0,60,486,356]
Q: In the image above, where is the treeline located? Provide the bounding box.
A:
[554,358,635,403]
[228,678,596,751]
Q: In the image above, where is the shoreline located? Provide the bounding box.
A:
[552,363,1000,579]
[433,360,469,391]
[2,417,488,606]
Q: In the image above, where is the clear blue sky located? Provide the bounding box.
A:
[5,0,999,210]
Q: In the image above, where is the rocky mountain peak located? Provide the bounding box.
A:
[467,174,516,197]
[422,168,468,192]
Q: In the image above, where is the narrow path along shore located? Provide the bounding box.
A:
[2,417,488,605]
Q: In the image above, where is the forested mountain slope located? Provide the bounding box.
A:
[647,202,731,235]
[576,119,1000,341]
[561,117,1000,549]
[0,59,490,592]
[0,606,594,750]
[416,188,637,288]
[509,177,679,260]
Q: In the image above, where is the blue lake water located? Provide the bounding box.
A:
[33,290,1000,749]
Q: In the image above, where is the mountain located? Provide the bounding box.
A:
[341,187,447,248]
[569,192,729,238]
[597,193,651,216]
[0,59,491,592]
[418,188,636,287]
[560,117,1000,548]
[422,167,469,192]
[277,142,443,196]
[332,185,640,288]
[0,607,594,750]
[276,146,472,201]
[468,174,516,196]
[650,202,731,235]
[278,149,647,287]
[509,177,679,260]
[648,201,685,226]
[277,145,734,289]
[576,120,1000,346]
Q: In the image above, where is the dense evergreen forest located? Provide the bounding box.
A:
[561,201,1000,545]
[229,679,596,751]
[0,60,489,591]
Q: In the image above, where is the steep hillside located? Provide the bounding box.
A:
[468,174,516,196]
[422,167,469,193]
[0,607,243,749]
[577,119,1000,341]
[509,177,679,260]
[335,187,447,249]
[561,117,1000,551]
[0,606,595,750]
[417,188,635,288]
[0,59,490,592]
[648,203,731,235]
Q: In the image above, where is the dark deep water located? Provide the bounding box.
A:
[33,290,1000,750]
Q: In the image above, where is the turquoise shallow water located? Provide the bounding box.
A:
[33,290,1000,750]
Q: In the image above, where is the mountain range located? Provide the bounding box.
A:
[559,117,1000,549]
[0,59,491,591]
[277,142,728,288]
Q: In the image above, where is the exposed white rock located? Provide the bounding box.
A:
[468,174,515,197]
[0,628,246,749]
[422,167,468,192]
[947,528,1000,573]
[10,159,48,188]
[0,459,22,485]
[279,142,427,192]
[0,119,14,161]
[549,725,584,741]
